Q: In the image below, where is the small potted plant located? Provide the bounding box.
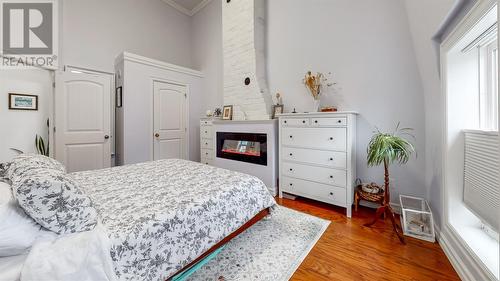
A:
[364,123,415,244]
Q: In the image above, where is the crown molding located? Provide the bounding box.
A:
[161,0,212,16]
[115,52,204,77]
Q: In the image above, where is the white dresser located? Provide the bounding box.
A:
[278,112,357,217]
[200,118,215,165]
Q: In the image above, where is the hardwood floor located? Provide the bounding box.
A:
[276,197,460,281]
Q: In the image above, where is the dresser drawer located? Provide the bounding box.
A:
[201,148,213,160]
[282,162,346,187]
[201,139,213,149]
[281,118,309,127]
[282,127,347,151]
[200,120,212,126]
[200,126,213,139]
[311,117,347,127]
[281,177,347,206]
[282,147,346,169]
[201,156,213,165]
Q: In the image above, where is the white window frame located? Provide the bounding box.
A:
[479,39,498,131]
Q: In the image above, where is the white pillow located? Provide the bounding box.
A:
[0,182,45,257]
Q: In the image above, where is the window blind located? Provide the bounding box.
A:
[463,130,499,231]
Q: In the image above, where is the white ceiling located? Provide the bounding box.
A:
[162,0,212,16]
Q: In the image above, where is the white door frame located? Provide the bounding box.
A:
[149,76,190,161]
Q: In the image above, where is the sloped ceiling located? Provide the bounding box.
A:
[162,0,212,16]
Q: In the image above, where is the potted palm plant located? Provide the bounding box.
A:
[364,123,415,244]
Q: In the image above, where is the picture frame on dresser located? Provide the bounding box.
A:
[222,105,233,120]
[277,112,358,217]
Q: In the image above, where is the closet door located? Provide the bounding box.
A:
[55,71,111,172]
[153,81,187,160]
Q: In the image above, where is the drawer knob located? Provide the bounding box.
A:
[329,137,334,141]
[314,120,318,124]
[330,175,334,179]
[329,192,334,196]
[205,131,208,133]
[338,120,342,123]
[289,153,293,156]
[205,142,208,145]
[289,183,293,186]
[302,120,306,124]
[289,135,293,139]
[329,157,333,161]
[284,121,287,124]
[289,168,293,171]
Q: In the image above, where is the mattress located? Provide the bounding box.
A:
[71,159,275,281]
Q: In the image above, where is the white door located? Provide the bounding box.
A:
[153,81,187,160]
[55,71,111,172]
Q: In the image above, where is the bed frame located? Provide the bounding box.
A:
[167,208,271,280]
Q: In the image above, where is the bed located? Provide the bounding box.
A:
[1,158,276,281]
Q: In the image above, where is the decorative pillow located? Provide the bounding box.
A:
[12,169,98,234]
[7,154,66,183]
[0,162,11,184]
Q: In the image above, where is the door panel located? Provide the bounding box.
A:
[159,139,182,159]
[55,72,111,172]
[153,81,187,160]
[65,144,104,172]
[65,82,103,131]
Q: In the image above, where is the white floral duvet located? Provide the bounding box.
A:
[71,159,276,281]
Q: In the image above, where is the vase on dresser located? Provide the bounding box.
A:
[312,98,321,112]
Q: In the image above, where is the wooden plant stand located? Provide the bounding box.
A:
[354,187,385,214]
[363,179,406,244]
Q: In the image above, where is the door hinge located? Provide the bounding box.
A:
[52,82,56,88]
[184,93,187,98]
[53,127,56,133]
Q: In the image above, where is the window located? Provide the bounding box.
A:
[479,38,498,131]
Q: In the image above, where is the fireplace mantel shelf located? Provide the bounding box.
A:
[212,119,278,125]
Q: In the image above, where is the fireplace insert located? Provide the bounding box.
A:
[216,132,267,166]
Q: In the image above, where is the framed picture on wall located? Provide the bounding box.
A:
[222,105,233,120]
[8,93,38,111]
[272,105,284,119]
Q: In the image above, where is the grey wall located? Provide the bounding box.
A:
[191,0,223,112]
[404,0,457,228]
[0,69,53,162]
[265,0,427,204]
[62,0,193,72]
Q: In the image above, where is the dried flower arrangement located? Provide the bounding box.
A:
[303,71,335,100]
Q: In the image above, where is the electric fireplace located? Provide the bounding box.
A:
[216,132,267,166]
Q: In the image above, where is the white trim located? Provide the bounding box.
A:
[440,1,499,280]
[439,225,498,281]
[115,52,204,78]
[191,0,213,15]
[161,0,212,16]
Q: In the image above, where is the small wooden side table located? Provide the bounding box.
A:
[354,187,385,215]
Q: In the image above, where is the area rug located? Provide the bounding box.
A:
[186,206,330,281]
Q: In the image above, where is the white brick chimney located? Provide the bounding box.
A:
[222,0,272,120]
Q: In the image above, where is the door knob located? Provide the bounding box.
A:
[155,133,160,138]
[104,135,110,139]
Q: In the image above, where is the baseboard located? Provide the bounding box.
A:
[438,225,497,281]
